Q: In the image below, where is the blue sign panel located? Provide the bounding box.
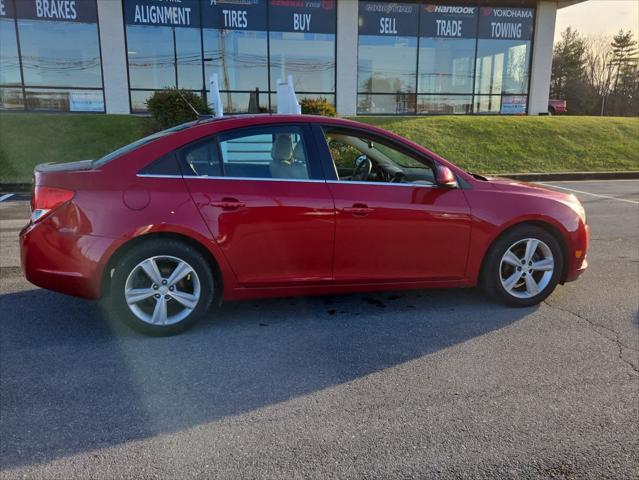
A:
[14,0,97,23]
[0,0,15,18]
[124,0,200,28]
[358,1,419,37]
[420,4,477,39]
[478,7,534,41]
[202,0,267,31]
[268,0,336,34]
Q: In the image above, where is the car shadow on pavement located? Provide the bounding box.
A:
[0,287,535,469]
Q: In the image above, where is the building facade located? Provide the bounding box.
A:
[0,0,582,116]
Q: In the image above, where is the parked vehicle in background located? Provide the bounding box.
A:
[20,115,589,335]
[548,99,567,115]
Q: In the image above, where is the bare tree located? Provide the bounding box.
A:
[584,34,616,115]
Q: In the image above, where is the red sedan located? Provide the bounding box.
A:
[20,115,589,335]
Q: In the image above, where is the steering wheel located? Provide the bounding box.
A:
[351,156,372,181]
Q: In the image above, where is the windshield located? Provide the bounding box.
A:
[93,122,196,167]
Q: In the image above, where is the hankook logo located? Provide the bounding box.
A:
[425,5,475,15]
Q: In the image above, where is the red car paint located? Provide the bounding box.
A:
[20,115,588,301]
[548,99,567,114]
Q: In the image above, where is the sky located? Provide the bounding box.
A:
[555,0,639,42]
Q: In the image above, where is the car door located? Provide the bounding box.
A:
[180,124,335,287]
[314,125,471,283]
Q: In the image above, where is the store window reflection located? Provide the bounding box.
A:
[1,0,104,112]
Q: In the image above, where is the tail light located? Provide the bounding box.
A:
[30,186,75,223]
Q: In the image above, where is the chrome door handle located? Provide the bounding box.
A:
[343,203,373,216]
[210,197,245,210]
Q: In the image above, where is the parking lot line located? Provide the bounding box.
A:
[538,183,639,205]
[0,193,14,202]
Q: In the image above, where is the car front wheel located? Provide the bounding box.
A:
[482,226,564,307]
[110,239,214,335]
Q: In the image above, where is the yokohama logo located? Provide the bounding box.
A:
[483,7,533,18]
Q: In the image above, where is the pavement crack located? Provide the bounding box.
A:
[543,300,639,376]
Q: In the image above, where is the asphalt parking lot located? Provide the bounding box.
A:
[1,180,637,479]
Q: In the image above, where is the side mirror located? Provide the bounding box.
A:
[436,165,458,189]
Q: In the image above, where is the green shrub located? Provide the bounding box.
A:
[300,97,336,117]
[146,89,211,130]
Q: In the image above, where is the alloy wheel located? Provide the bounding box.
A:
[499,238,555,299]
[124,255,201,325]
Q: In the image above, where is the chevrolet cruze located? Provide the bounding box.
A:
[20,115,589,335]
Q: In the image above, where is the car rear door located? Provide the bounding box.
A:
[180,124,335,287]
[314,125,471,283]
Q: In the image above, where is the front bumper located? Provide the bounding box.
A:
[564,222,589,283]
[20,220,112,299]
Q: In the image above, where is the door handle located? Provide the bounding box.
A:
[210,197,245,211]
[343,203,373,216]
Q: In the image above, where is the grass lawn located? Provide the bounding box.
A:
[0,113,637,183]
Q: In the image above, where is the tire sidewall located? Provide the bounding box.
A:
[482,226,564,307]
[110,240,214,335]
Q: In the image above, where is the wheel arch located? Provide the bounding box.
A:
[100,231,225,300]
[478,219,570,285]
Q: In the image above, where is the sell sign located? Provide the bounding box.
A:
[0,0,15,18]
[358,1,419,37]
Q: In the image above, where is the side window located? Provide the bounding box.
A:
[179,138,221,177]
[219,126,310,180]
[139,153,182,176]
[323,129,435,185]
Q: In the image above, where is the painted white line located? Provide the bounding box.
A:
[539,183,639,205]
[0,194,14,203]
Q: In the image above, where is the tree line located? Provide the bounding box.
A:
[551,28,638,116]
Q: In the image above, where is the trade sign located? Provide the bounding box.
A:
[420,4,477,39]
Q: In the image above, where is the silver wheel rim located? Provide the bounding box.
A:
[124,255,201,326]
[499,238,554,299]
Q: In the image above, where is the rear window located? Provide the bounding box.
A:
[93,122,195,167]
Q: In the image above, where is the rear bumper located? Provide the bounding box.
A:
[20,220,112,299]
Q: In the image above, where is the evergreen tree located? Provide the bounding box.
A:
[609,30,639,116]
[551,28,594,114]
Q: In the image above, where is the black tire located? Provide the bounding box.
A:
[110,239,215,335]
[481,225,564,307]
[548,107,555,116]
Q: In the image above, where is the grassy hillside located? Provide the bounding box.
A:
[0,113,149,183]
[357,116,639,174]
[0,113,637,183]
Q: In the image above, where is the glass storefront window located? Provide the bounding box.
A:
[18,20,102,88]
[176,27,203,90]
[203,29,268,92]
[269,32,335,93]
[418,38,475,94]
[358,36,418,95]
[417,95,472,114]
[475,40,531,95]
[0,17,21,85]
[357,2,419,114]
[127,25,175,90]
[1,0,104,112]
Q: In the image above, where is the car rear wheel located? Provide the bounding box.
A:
[481,226,564,307]
[110,239,214,335]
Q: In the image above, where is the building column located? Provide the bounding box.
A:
[528,0,557,115]
[97,0,130,114]
[336,0,358,116]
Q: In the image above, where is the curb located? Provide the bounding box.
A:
[2,171,638,194]
[492,171,639,181]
